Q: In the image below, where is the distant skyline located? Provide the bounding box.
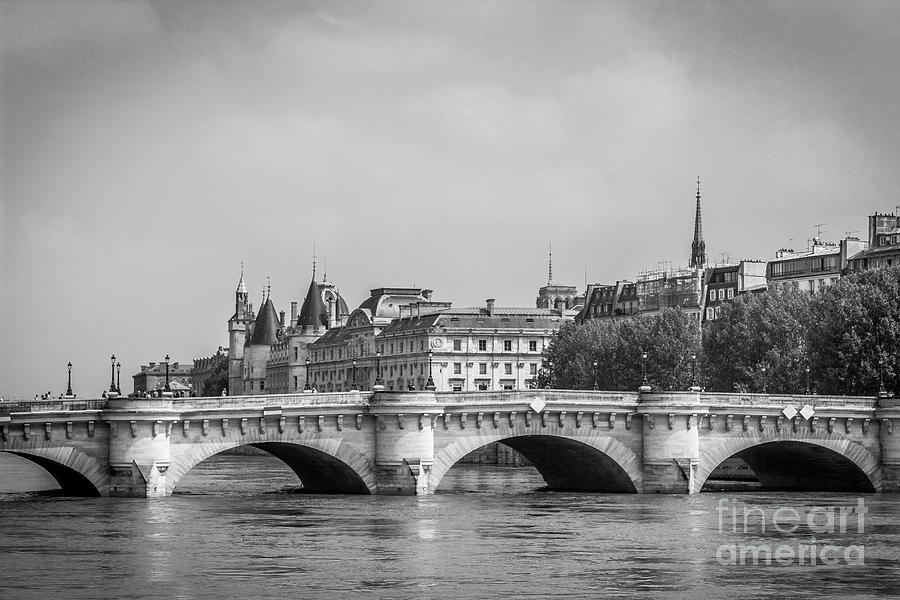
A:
[2,1,898,397]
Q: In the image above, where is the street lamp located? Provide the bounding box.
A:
[546,359,554,389]
[109,354,118,395]
[425,350,436,391]
[878,356,887,398]
[374,349,384,391]
[116,361,121,394]
[352,358,358,391]
[761,364,767,394]
[65,362,74,398]
[805,365,811,395]
[639,351,651,392]
[592,359,599,390]
[164,354,171,392]
[304,355,311,391]
[690,353,700,392]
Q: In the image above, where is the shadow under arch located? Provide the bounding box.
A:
[2,449,104,497]
[430,434,641,493]
[699,438,880,493]
[167,440,375,495]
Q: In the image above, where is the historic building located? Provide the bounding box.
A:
[132,360,192,396]
[225,263,349,396]
[700,261,767,322]
[846,212,900,273]
[535,245,583,314]
[766,237,866,292]
[377,299,566,392]
[307,287,435,392]
[308,294,568,393]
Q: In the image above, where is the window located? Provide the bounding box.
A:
[529,363,537,375]
[504,363,513,375]
[714,306,721,318]
[503,382,515,390]
[709,290,716,301]
[718,289,726,301]
[419,340,424,351]
[452,383,463,392]
[294,347,298,360]
[479,363,487,375]
[453,339,462,351]
[706,307,714,320]
[727,288,735,300]
[529,341,537,352]
[478,340,487,351]
[260,380,265,390]
[453,362,462,375]
[503,340,512,352]
[294,376,298,390]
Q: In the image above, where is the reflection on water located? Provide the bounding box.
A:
[1,454,899,599]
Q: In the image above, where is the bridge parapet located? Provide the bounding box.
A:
[0,399,108,415]
[175,391,374,411]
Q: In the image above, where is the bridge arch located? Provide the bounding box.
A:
[429,432,642,493]
[166,438,376,495]
[697,433,880,493]
[1,448,107,497]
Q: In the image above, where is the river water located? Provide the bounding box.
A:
[1,454,898,599]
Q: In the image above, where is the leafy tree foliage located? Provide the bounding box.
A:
[201,358,229,396]
[541,308,701,391]
[702,284,812,394]
[806,268,900,396]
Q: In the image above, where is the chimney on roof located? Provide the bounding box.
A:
[399,305,411,320]
[291,301,298,323]
[422,289,433,300]
[486,298,495,316]
[279,310,285,327]
[149,362,156,368]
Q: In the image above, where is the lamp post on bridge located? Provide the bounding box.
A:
[546,359,553,389]
[374,349,384,392]
[351,358,358,391]
[425,350,436,391]
[878,356,888,398]
[689,353,701,392]
[108,354,119,397]
[116,361,121,395]
[761,364,767,394]
[592,359,599,390]
[65,361,75,398]
[164,354,171,393]
[304,355,311,392]
[639,351,651,393]
[805,365,811,395]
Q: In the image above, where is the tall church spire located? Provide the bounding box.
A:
[690,177,707,269]
[547,242,553,285]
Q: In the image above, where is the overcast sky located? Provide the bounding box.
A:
[2,0,898,397]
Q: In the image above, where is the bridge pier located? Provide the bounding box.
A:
[371,392,437,495]
[640,398,700,494]
[879,397,900,493]
[105,398,176,498]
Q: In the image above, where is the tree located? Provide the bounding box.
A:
[702,284,812,394]
[807,268,900,396]
[541,308,701,391]
[201,358,229,396]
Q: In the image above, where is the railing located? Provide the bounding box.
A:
[175,391,374,410]
[642,391,877,411]
[0,399,108,414]
[432,389,640,406]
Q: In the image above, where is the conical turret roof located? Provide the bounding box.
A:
[248,297,281,345]
[297,278,328,328]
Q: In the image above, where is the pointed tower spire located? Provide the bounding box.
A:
[548,242,553,286]
[297,267,328,329]
[690,177,707,269]
[323,257,327,283]
[266,276,271,299]
[236,261,247,293]
[312,242,317,280]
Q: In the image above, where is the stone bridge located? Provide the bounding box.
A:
[1,390,898,497]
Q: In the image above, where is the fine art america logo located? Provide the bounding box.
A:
[715,498,867,566]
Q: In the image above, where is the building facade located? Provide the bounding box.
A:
[847,212,900,273]
[132,361,193,396]
[700,260,767,322]
[766,237,867,292]
[191,347,228,396]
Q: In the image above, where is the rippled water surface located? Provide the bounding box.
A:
[1,454,899,599]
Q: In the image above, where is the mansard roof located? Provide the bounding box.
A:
[248,298,281,345]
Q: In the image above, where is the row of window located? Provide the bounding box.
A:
[452,362,538,375]
[707,288,735,302]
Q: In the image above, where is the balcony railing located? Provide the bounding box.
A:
[0,399,108,414]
